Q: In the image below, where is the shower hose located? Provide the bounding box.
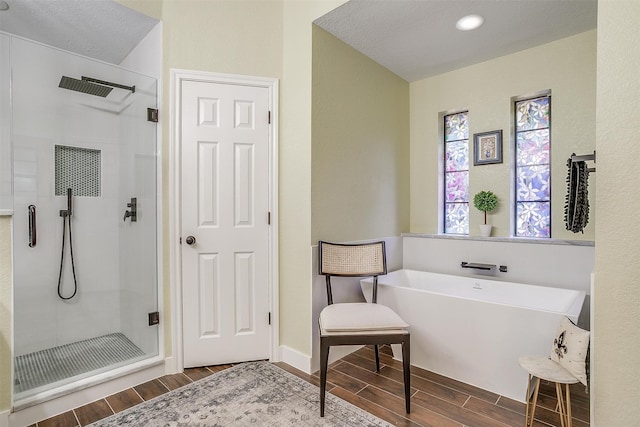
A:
[57,197,78,300]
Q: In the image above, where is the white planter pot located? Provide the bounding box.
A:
[480,224,492,237]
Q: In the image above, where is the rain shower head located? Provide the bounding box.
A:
[59,76,113,97]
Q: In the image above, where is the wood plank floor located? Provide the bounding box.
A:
[277,345,590,427]
[32,345,589,427]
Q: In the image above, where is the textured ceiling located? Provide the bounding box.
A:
[0,0,158,64]
[315,0,598,82]
[0,0,597,77]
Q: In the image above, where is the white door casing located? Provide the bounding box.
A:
[174,71,278,368]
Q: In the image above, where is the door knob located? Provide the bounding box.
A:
[185,236,196,245]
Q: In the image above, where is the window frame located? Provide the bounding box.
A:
[441,110,470,235]
[511,90,552,238]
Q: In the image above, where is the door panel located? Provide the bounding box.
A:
[181,79,270,367]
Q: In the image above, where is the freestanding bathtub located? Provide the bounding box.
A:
[360,269,586,402]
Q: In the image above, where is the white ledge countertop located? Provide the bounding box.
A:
[402,233,595,247]
[0,209,13,216]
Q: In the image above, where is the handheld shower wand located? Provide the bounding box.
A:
[58,188,78,300]
[67,187,72,217]
[60,188,72,217]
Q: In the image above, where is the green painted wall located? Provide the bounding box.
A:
[410,31,596,240]
[593,0,640,423]
[122,0,345,358]
[311,26,409,243]
[278,0,347,354]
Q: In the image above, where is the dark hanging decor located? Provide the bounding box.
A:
[564,154,590,233]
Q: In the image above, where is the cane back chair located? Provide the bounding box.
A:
[317,240,411,417]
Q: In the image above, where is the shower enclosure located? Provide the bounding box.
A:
[5,34,159,404]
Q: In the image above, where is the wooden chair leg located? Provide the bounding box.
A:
[402,337,411,413]
[528,377,541,427]
[565,383,573,427]
[555,382,567,427]
[374,345,381,372]
[555,383,573,427]
[320,339,329,417]
[524,374,532,427]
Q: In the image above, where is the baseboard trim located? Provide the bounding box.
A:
[163,356,178,375]
[280,345,311,374]
[280,344,363,375]
[0,409,9,427]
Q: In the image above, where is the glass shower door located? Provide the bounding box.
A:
[117,62,159,364]
[10,35,159,400]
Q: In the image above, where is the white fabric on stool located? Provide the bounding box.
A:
[518,356,579,385]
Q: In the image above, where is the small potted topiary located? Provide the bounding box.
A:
[473,191,498,237]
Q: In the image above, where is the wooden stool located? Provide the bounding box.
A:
[518,356,579,427]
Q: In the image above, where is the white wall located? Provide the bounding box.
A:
[119,22,162,80]
[403,235,593,290]
[403,235,593,329]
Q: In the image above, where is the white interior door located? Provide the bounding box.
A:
[181,78,271,367]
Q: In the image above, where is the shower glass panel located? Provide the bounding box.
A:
[10,36,158,401]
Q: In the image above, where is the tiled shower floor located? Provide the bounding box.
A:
[14,333,144,394]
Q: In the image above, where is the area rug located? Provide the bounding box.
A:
[90,361,392,426]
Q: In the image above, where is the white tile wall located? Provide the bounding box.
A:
[10,35,159,357]
[402,234,594,329]
[402,235,594,291]
[0,34,11,212]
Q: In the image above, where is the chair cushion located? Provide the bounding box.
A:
[549,317,590,385]
[319,303,409,333]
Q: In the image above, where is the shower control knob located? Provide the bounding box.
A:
[185,236,196,246]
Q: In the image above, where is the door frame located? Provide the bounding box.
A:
[169,69,279,373]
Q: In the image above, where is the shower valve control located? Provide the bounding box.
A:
[123,197,137,222]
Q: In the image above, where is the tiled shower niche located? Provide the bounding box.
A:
[55,145,101,197]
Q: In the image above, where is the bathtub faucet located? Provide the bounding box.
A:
[460,262,508,274]
[460,261,494,271]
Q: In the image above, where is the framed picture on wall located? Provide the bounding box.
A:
[474,130,503,165]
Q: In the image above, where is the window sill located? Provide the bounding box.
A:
[402,232,594,247]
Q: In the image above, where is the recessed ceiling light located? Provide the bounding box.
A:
[456,14,485,31]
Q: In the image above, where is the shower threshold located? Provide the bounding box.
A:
[14,332,145,395]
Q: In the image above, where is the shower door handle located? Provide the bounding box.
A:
[28,205,37,247]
